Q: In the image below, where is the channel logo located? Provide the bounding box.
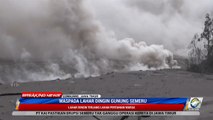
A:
[185,97,203,111]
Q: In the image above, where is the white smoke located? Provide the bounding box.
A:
[0,0,180,83]
[87,0,213,56]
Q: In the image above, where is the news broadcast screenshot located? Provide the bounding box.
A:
[0,0,213,120]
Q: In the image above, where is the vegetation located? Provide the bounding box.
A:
[188,13,213,72]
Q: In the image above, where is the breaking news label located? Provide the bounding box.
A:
[12,92,203,116]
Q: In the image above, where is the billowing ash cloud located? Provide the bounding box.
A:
[87,0,213,55]
[0,0,178,83]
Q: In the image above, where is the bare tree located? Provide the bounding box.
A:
[188,13,213,72]
[200,13,213,60]
[188,34,205,65]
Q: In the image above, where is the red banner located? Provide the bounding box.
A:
[21,92,62,98]
[18,104,184,111]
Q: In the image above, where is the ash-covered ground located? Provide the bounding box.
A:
[0,68,213,120]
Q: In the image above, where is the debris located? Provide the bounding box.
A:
[10,81,19,87]
[93,116,101,120]
[120,116,129,120]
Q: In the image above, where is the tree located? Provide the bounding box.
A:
[188,13,213,72]
[200,13,213,60]
[188,34,204,65]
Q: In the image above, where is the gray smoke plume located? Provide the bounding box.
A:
[0,0,178,83]
[87,0,213,55]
